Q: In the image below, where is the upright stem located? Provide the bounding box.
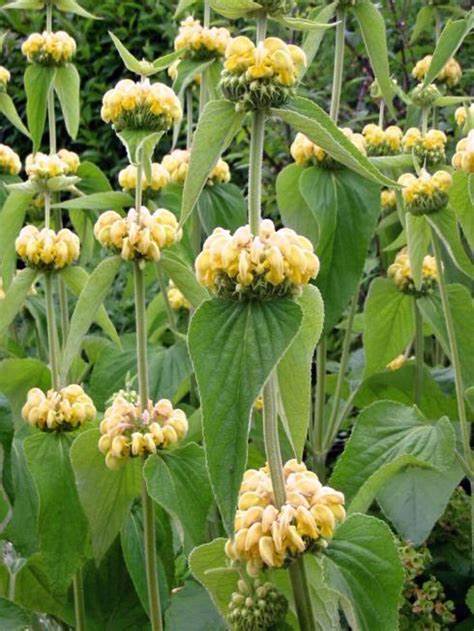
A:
[46,0,53,32]
[329,11,346,123]
[421,107,429,135]
[248,111,266,233]
[156,263,177,333]
[199,2,211,114]
[141,478,162,631]
[413,299,424,406]
[135,154,144,212]
[72,569,86,631]
[134,262,149,408]
[256,13,268,42]
[262,374,316,631]
[186,89,193,150]
[44,190,51,231]
[312,339,327,460]
[378,100,385,128]
[44,273,60,390]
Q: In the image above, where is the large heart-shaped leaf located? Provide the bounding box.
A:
[188,297,302,530]
[197,182,247,235]
[276,164,318,244]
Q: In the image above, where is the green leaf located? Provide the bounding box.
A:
[24,432,88,592]
[0,93,30,138]
[197,183,247,235]
[109,31,149,75]
[59,266,121,347]
[24,64,56,151]
[418,283,474,388]
[427,206,474,279]
[277,285,324,458]
[0,597,33,630]
[175,0,196,18]
[55,0,99,19]
[76,161,112,194]
[152,50,183,72]
[330,401,456,510]
[117,130,164,179]
[275,15,336,32]
[0,191,33,287]
[188,297,302,530]
[423,14,474,86]
[181,99,246,225]
[302,3,338,75]
[273,97,394,186]
[165,581,225,631]
[299,168,380,332]
[353,0,396,117]
[363,278,415,377]
[189,538,240,618]
[0,268,37,336]
[369,154,415,170]
[173,59,215,95]
[71,428,142,562]
[209,0,260,19]
[0,358,50,420]
[54,190,133,210]
[160,250,209,309]
[2,0,43,10]
[450,170,474,249]
[54,63,80,140]
[377,460,463,546]
[467,585,474,614]
[60,256,121,381]
[276,164,318,244]
[406,213,431,289]
[144,443,213,551]
[324,514,404,631]
[410,6,434,43]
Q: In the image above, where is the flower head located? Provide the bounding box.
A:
[174,16,231,61]
[195,220,319,299]
[412,55,461,87]
[16,225,80,270]
[118,163,170,192]
[387,248,438,295]
[0,144,21,175]
[25,150,80,181]
[167,280,190,311]
[401,128,447,165]
[362,124,403,156]
[386,354,406,371]
[225,460,345,576]
[0,66,10,89]
[398,169,452,215]
[291,128,365,167]
[162,149,230,185]
[94,206,182,262]
[22,31,76,66]
[381,189,397,212]
[22,385,95,432]
[454,104,474,130]
[101,79,182,132]
[452,130,474,174]
[98,393,188,470]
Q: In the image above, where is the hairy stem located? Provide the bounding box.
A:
[44,272,60,390]
[72,569,86,631]
[248,110,266,233]
[198,2,211,114]
[378,100,384,128]
[330,11,346,123]
[288,558,316,631]
[186,89,193,150]
[312,338,327,459]
[141,478,163,631]
[421,107,429,135]
[133,262,150,409]
[413,299,424,406]
[256,13,268,42]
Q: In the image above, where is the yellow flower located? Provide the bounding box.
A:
[167,280,190,311]
[452,130,474,174]
[22,385,95,431]
[25,150,80,180]
[291,128,365,167]
[362,124,402,156]
[412,54,461,87]
[162,149,230,186]
[57,148,80,174]
[118,163,170,192]
[195,219,319,299]
[386,355,406,371]
[22,31,76,65]
[454,104,474,129]
[0,144,21,175]
[94,206,182,262]
[387,248,438,294]
[16,225,80,270]
[99,394,188,469]
[225,460,345,575]
[0,66,11,87]
[101,79,182,132]
[412,55,432,82]
[381,189,397,211]
[174,16,230,60]
[402,128,446,165]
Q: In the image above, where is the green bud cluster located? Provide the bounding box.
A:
[220,71,294,112]
[213,271,300,301]
[227,579,288,630]
[410,83,441,108]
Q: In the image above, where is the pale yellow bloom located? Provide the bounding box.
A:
[402,128,447,165]
[398,169,452,215]
[291,128,365,167]
[386,355,406,371]
[0,66,10,86]
[22,31,76,65]
[381,189,397,211]
[0,144,21,175]
[455,104,474,129]
[452,130,474,174]
[162,149,230,185]
[22,385,95,431]
[25,150,80,180]
[174,16,230,59]
[362,124,403,156]
[16,225,80,270]
[387,248,438,294]
[167,280,190,311]
[412,55,461,87]
[118,163,170,192]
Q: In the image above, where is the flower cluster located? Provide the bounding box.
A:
[381,189,397,212]
[162,149,231,186]
[174,17,231,60]
[98,394,188,470]
[386,355,406,371]
[25,149,80,181]
[0,144,21,175]
[451,130,474,174]
[101,79,182,132]
[388,249,438,296]
[94,206,182,263]
[401,128,447,165]
[225,460,345,575]
[227,579,288,630]
[22,385,96,432]
[0,66,10,88]
[455,104,474,129]
[16,226,80,270]
[167,280,190,311]
[398,169,452,215]
[22,31,76,66]
[362,124,403,156]
[412,55,462,87]
[290,128,365,168]
[221,37,306,111]
[195,220,319,299]
[118,163,170,192]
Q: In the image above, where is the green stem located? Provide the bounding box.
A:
[421,107,429,135]
[133,262,149,408]
[413,298,424,406]
[141,478,163,631]
[47,87,57,154]
[288,558,316,631]
[312,338,326,458]
[156,263,177,334]
[186,89,193,150]
[44,272,60,390]
[46,0,53,32]
[248,110,266,233]
[44,190,51,230]
[431,230,471,469]
[198,3,211,115]
[378,100,384,128]
[72,569,86,631]
[256,13,268,43]
[135,152,144,212]
[323,290,358,449]
[329,11,346,123]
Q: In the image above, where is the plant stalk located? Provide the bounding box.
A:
[133,262,150,409]
[156,263,177,334]
[329,11,346,123]
[72,569,86,631]
[141,478,163,631]
[256,13,268,43]
[186,89,193,150]
[421,107,429,135]
[199,2,211,114]
[378,100,384,128]
[44,272,60,390]
[288,558,317,631]
[248,110,266,234]
[312,338,327,460]
[413,299,424,406]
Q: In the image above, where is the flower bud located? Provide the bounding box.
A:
[22,31,76,66]
[398,169,451,215]
[22,385,95,432]
[387,248,438,296]
[0,144,21,175]
[451,130,474,174]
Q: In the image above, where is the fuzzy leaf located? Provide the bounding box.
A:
[0,268,37,336]
[0,93,30,138]
[24,64,56,151]
[54,63,80,140]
